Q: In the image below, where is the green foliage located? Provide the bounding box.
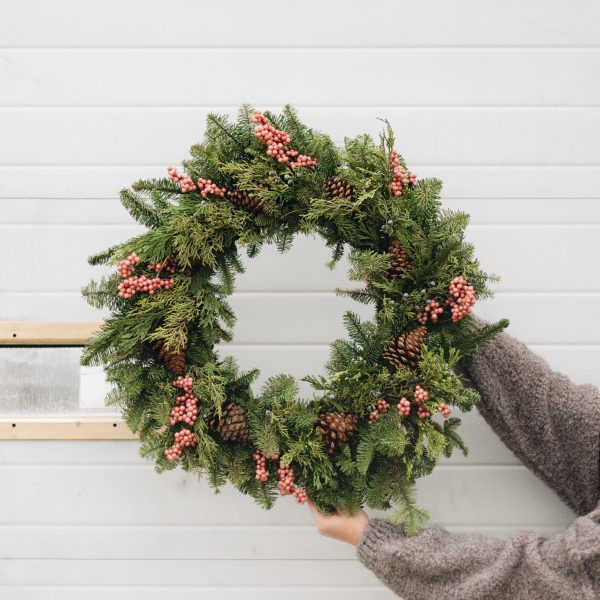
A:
[82,105,507,532]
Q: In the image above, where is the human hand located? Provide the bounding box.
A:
[307,500,369,546]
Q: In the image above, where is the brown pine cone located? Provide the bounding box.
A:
[388,238,413,277]
[382,326,427,370]
[226,188,263,213]
[207,400,251,442]
[153,340,186,375]
[325,176,354,200]
[316,411,359,454]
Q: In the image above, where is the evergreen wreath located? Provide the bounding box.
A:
[82,105,508,533]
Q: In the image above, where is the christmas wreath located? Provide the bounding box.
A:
[82,105,507,533]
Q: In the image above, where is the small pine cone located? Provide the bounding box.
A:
[316,411,359,454]
[325,176,354,200]
[207,400,251,443]
[383,325,427,370]
[153,340,186,375]
[226,188,263,213]
[388,239,413,277]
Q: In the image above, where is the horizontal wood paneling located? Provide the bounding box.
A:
[5,198,600,225]
[3,166,599,198]
[2,225,600,293]
[2,0,599,48]
[2,50,599,107]
[1,108,598,165]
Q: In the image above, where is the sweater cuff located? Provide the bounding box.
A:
[356,519,405,570]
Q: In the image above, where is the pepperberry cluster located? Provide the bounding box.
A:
[170,391,198,427]
[438,402,451,418]
[390,150,417,196]
[148,252,177,274]
[167,166,196,193]
[252,111,317,169]
[413,385,432,420]
[197,178,227,199]
[253,450,280,482]
[446,276,476,322]
[368,399,390,424]
[417,299,444,325]
[116,252,175,299]
[165,428,196,461]
[277,465,308,504]
[397,397,411,416]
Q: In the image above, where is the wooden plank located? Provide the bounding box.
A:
[1,50,599,106]
[0,558,381,587]
[6,198,600,226]
[0,522,569,561]
[2,166,599,199]
[0,321,99,345]
[2,0,599,47]
[0,418,137,440]
[0,465,574,528]
[1,108,598,166]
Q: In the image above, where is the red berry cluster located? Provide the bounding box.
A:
[369,399,390,424]
[165,428,196,461]
[118,253,140,277]
[446,276,476,322]
[173,374,194,393]
[277,465,307,504]
[390,150,417,196]
[167,166,196,193]
[170,391,198,426]
[197,178,227,199]
[148,252,177,274]
[397,397,411,416]
[417,299,444,325]
[253,450,280,482]
[417,406,432,420]
[252,111,317,169]
[414,385,429,404]
[117,274,174,299]
[438,402,451,418]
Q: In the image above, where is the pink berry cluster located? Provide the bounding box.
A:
[417,406,432,420]
[165,428,196,461]
[417,299,444,325]
[253,450,280,482]
[446,276,476,322]
[368,399,390,424]
[413,385,432,420]
[170,391,198,426]
[197,177,227,199]
[277,465,308,504]
[167,166,196,193]
[173,374,194,393]
[397,397,411,416]
[117,273,174,299]
[118,253,140,277]
[252,111,317,169]
[438,402,451,418]
[390,150,417,196]
[148,253,177,275]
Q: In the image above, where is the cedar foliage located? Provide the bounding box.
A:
[81,105,508,533]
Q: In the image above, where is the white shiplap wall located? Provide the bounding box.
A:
[1,1,599,598]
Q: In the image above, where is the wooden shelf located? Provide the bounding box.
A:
[0,321,102,346]
[0,417,138,440]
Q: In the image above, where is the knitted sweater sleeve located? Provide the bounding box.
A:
[355,328,600,599]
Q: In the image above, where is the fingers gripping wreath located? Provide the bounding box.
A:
[82,105,507,533]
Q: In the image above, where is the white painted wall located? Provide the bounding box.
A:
[1,1,599,597]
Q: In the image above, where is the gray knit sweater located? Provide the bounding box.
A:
[357,328,600,600]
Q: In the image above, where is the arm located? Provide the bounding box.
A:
[458,326,600,515]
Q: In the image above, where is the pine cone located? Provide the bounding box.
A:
[388,238,413,277]
[207,400,251,442]
[226,188,263,213]
[325,177,354,200]
[153,340,186,375]
[383,326,427,370]
[316,411,358,454]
